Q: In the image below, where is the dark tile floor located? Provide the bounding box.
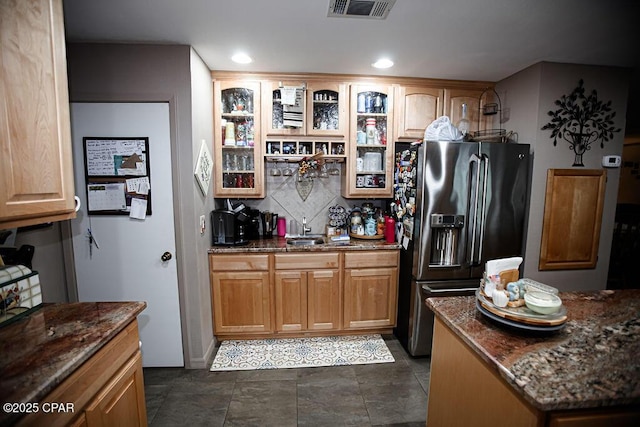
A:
[143,335,431,426]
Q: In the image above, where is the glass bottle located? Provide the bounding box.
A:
[457,103,470,139]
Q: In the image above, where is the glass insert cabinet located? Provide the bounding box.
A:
[262,81,348,138]
[306,82,348,137]
[213,80,264,198]
[342,83,394,198]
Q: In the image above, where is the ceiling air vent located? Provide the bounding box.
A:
[328,0,396,19]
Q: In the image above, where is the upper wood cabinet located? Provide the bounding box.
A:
[0,0,77,229]
[394,86,443,141]
[306,81,348,137]
[262,80,306,137]
[444,88,496,137]
[539,169,607,270]
[213,80,265,198]
[342,83,395,198]
[262,80,348,138]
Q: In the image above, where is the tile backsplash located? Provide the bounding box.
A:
[215,167,387,236]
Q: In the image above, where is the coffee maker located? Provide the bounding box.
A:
[211,209,249,246]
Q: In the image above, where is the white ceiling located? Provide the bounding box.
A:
[62,0,639,127]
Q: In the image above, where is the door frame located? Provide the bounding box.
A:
[62,94,191,365]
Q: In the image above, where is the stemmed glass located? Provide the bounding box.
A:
[328,160,340,176]
[282,161,293,176]
[270,160,281,176]
[319,163,329,178]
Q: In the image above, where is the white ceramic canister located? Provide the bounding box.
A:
[224,121,236,146]
[365,118,377,144]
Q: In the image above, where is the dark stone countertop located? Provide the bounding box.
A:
[0,301,146,424]
[426,290,640,412]
[208,236,402,253]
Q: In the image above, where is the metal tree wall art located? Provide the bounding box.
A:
[541,79,620,166]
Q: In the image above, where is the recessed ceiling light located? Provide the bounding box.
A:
[372,58,394,69]
[232,53,253,64]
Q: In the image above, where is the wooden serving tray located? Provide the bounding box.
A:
[478,300,567,326]
[477,291,567,326]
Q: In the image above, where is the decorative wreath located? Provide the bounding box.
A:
[298,152,323,176]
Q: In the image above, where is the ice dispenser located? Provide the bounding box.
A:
[429,214,464,266]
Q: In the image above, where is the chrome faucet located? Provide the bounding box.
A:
[302,216,312,236]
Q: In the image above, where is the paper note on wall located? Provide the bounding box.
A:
[126,177,151,194]
[129,198,147,220]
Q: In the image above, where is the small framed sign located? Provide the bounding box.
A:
[194,140,213,196]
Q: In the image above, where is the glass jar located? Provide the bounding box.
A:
[350,211,362,234]
[364,213,377,236]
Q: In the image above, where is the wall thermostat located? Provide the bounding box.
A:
[602,155,621,168]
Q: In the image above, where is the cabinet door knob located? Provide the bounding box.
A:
[161,251,172,262]
[74,196,81,212]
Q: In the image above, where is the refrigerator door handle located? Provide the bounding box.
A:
[468,154,482,265]
[477,154,490,263]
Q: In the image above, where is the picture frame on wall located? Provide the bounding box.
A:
[194,139,213,196]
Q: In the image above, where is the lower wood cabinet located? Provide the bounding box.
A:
[427,317,640,427]
[343,251,399,329]
[18,320,147,427]
[210,254,271,334]
[274,253,340,332]
[209,249,399,339]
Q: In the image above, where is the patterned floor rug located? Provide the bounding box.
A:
[210,334,395,371]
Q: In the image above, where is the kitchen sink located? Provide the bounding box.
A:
[286,236,325,246]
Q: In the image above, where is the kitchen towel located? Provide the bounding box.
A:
[210,334,394,371]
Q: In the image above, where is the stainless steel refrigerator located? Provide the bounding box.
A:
[393,140,531,356]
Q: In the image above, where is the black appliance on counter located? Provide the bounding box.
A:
[393,140,531,356]
[245,207,261,240]
[211,208,249,246]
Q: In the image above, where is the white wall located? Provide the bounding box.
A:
[189,48,217,359]
[497,62,630,291]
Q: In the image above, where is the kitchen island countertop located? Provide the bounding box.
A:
[208,236,402,253]
[0,301,146,423]
[426,290,640,412]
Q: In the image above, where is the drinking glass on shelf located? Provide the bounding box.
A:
[319,163,328,178]
[328,160,340,176]
[282,161,293,176]
[270,160,282,176]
